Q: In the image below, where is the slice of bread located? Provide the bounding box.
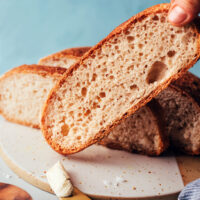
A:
[38,47,90,68]
[0,65,66,128]
[39,47,199,155]
[41,3,200,155]
[39,47,168,155]
[155,72,200,155]
[100,100,168,156]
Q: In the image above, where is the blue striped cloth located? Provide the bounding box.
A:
[178,179,200,200]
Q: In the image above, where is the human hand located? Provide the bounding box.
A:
[168,0,200,26]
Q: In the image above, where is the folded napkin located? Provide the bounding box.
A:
[178,179,200,200]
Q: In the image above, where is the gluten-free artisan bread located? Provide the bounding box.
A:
[0,65,66,128]
[100,100,168,155]
[155,72,200,155]
[41,3,200,155]
[40,47,168,155]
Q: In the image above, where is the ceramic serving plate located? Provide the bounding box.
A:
[0,116,184,199]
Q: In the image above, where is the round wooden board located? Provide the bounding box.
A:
[0,117,187,200]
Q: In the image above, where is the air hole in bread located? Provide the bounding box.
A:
[176,30,182,34]
[69,111,74,117]
[152,15,159,20]
[93,102,100,109]
[124,30,130,35]
[171,34,175,39]
[138,43,143,49]
[102,68,107,73]
[76,82,80,87]
[109,75,114,80]
[167,50,176,57]
[61,124,70,136]
[84,109,91,116]
[129,44,134,49]
[130,84,138,90]
[92,73,97,81]
[146,61,167,84]
[100,92,106,98]
[161,56,166,61]
[81,87,87,97]
[128,65,134,70]
[139,52,143,56]
[77,136,81,140]
[127,36,134,42]
[160,16,165,22]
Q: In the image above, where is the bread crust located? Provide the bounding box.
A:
[0,64,67,128]
[41,3,200,155]
[38,47,91,65]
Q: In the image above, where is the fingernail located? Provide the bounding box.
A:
[168,6,188,24]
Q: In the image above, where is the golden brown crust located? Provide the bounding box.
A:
[0,64,67,128]
[38,47,91,65]
[41,3,200,155]
[0,64,66,80]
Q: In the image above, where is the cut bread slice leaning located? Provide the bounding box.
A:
[39,47,90,68]
[0,65,66,128]
[155,72,200,155]
[39,48,169,155]
[41,47,198,155]
[41,3,200,155]
[0,50,168,156]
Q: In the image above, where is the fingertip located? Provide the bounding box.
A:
[168,5,189,26]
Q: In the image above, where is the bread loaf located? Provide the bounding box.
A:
[0,65,66,128]
[41,3,200,155]
[155,72,200,155]
[100,100,168,155]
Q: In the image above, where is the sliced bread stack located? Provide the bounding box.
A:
[40,3,200,155]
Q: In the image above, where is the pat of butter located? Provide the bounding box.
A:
[46,161,73,197]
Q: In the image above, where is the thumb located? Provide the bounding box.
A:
[168,0,200,26]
